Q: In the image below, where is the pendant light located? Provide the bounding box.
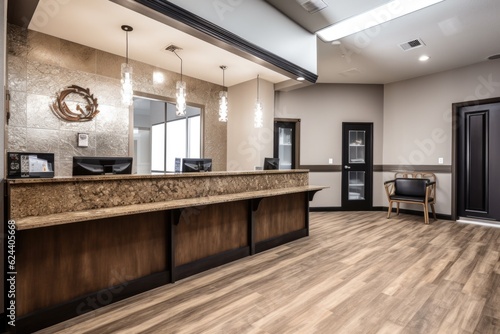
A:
[254,75,263,128]
[219,65,228,122]
[167,46,186,116]
[120,25,133,106]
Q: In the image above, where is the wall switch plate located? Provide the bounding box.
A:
[438,157,444,164]
[78,133,89,147]
[328,158,333,164]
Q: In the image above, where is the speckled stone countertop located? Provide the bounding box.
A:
[14,185,326,230]
[8,170,316,227]
[7,169,309,184]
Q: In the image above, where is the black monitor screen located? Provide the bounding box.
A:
[182,158,212,172]
[264,157,279,170]
[73,156,133,176]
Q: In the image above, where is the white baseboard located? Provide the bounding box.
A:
[457,217,500,228]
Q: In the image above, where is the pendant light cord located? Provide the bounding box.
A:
[126,30,129,64]
[173,50,183,82]
[220,65,227,89]
[257,74,260,100]
[121,25,133,65]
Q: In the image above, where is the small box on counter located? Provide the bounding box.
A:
[7,152,55,178]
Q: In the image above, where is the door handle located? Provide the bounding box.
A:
[344,165,351,169]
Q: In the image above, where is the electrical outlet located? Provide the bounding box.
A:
[438,157,444,164]
[328,158,333,164]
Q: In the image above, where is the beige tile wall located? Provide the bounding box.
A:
[6,25,227,176]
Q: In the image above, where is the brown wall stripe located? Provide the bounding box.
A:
[301,165,452,173]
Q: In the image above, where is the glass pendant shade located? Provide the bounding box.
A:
[121,63,133,105]
[254,100,263,128]
[218,65,228,122]
[219,91,228,122]
[176,80,186,116]
[254,75,263,128]
[169,48,187,116]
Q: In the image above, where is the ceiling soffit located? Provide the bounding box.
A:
[113,0,318,83]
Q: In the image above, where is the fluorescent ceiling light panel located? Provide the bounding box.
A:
[317,0,445,41]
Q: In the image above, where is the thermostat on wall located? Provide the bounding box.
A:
[78,133,89,147]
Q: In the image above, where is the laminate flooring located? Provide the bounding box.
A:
[37,212,500,334]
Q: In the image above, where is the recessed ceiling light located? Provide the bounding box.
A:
[317,0,446,42]
[297,76,305,81]
[419,55,430,61]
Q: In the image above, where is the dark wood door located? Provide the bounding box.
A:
[341,123,373,210]
[457,102,500,221]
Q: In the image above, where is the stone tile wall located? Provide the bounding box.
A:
[6,24,227,176]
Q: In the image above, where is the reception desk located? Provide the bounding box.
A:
[5,170,324,333]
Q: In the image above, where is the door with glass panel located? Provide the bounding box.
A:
[273,119,300,170]
[341,122,373,210]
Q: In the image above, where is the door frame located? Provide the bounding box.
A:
[341,122,374,211]
[274,118,301,169]
[452,96,500,221]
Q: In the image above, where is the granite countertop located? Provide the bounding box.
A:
[14,185,327,230]
[7,169,310,184]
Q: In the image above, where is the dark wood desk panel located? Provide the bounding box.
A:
[16,211,167,317]
[174,201,248,266]
[254,193,306,243]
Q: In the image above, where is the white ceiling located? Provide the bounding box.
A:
[29,0,500,86]
[268,0,500,84]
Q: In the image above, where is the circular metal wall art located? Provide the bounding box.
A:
[52,85,100,122]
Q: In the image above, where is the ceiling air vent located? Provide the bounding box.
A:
[298,0,328,14]
[339,68,361,77]
[399,38,425,51]
[165,44,182,52]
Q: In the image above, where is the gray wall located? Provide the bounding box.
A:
[383,60,500,215]
[274,61,500,216]
[6,25,227,176]
[274,84,384,208]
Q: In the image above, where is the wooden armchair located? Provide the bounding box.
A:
[384,171,437,224]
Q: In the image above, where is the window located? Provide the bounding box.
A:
[133,97,201,173]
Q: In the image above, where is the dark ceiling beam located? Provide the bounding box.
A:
[116,0,318,83]
[7,0,39,28]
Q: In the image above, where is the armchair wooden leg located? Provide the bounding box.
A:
[430,204,437,220]
[423,203,429,224]
[396,203,400,215]
[387,201,393,218]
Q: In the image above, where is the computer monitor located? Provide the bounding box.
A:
[73,156,133,176]
[263,157,280,170]
[7,152,55,178]
[181,158,212,172]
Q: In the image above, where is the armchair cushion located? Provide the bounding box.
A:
[389,195,434,203]
[393,178,430,198]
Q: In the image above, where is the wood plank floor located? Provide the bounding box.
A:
[37,212,500,334]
